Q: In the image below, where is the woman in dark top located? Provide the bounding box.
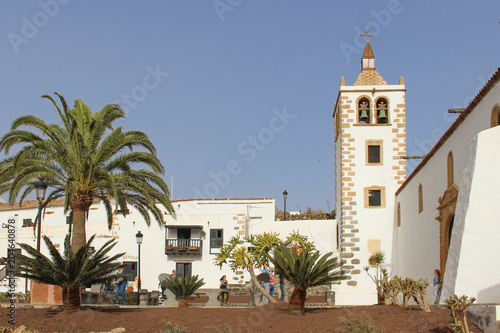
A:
[433,269,442,304]
[219,275,229,306]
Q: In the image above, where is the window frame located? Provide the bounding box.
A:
[418,183,423,214]
[364,186,386,208]
[491,104,500,128]
[210,229,224,249]
[365,140,383,166]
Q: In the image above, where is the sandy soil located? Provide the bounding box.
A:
[0,302,482,333]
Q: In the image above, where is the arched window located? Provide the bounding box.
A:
[376,98,389,124]
[491,104,500,128]
[397,202,401,227]
[418,183,423,213]
[358,97,371,124]
[447,151,454,187]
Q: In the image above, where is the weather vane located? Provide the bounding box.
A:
[360,29,374,42]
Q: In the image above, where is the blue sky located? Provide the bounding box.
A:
[0,1,498,213]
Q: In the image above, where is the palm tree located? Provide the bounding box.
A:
[162,275,205,307]
[0,93,175,251]
[270,244,348,315]
[16,234,125,312]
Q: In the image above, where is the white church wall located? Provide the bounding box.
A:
[442,126,500,303]
[395,74,500,303]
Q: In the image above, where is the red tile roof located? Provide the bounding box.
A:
[0,199,66,211]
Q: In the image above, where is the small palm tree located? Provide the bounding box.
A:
[162,275,205,307]
[15,234,125,312]
[270,244,348,315]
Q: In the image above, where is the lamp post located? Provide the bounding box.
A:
[35,178,47,252]
[283,190,288,221]
[136,231,143,305]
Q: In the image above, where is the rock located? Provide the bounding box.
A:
[13,326,26,333]
[111,328,126,333]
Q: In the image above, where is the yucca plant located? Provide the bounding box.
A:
[270,244,348,315]
[15,234,125,312]
[364,250,388,304]
[162,275,205,307]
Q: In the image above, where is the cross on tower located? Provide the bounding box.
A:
[360,29,374,42]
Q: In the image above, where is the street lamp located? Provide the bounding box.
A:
[283,190,288,221]
[35,178,47,252]
[136,230,143,305]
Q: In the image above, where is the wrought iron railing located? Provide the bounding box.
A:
[165,239,202,254]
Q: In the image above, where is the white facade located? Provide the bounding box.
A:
[0,197,337,293]
[394,69,500,304]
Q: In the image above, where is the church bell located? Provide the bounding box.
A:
[377,109,387,121]
[359,109,369,122]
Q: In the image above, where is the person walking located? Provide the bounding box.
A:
[219,275,229,306]
[269,268,275,298]
[114,269,127,305]
[279,274,285,302]
[159,278,167,300]
[432,269,442,304]
[261,262,270,304]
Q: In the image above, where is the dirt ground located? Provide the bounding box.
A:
[0,302,482,333]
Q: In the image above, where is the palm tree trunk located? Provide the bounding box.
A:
[70,193,93,252]
[71,207,87,252]
[178,299,188,307]
[62,286,81,312]
[248,266,277,304]
[288,286,306,315]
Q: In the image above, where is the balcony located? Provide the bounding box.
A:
[165,239,202,255]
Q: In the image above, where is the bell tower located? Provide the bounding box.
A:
[333,36,407,304]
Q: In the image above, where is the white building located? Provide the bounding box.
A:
[0,197,337,293]
[332,38,500,310]
[394,69,500,304]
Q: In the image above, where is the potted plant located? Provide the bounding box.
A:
[166,244,173,251]
[177,247,187,252]
[200,230,206,238]
[188,246,198,251]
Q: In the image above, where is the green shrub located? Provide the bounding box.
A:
[157,322,188,333]
[339,310,381,333]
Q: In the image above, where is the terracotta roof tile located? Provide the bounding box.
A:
[172,198,274,203]
[353,69,388,86]
[0,198,66,211]
[396,67,500,195]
